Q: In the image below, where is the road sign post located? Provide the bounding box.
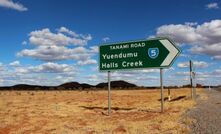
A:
[99,37,180,113]
[108,71,111,115]
[160,68,164,113]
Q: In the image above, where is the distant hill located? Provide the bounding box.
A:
[0,81,213,90]
[12,84,43,90]
[81,83,95,89]
[0,80,138,90]
[0,84,52,90]
[96,80,137,88]
[58,82,94,89]
[56,80,138,89]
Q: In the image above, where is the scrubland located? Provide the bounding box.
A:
[0,88,206,134]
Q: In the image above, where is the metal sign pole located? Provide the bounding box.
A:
[160,68,164,113]
[108,71,111,115]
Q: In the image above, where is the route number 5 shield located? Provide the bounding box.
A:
[148,48,159,59]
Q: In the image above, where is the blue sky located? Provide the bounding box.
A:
[0,0,221,86]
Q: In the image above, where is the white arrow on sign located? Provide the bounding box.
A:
[160,39,180,67]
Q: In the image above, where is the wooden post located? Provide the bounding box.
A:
[189,60,193,99]
[168,88,171,101]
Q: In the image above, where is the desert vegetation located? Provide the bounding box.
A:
[0,88,206,133]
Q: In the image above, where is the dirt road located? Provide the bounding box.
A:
[186,89,221,134]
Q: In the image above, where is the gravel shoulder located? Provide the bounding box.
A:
[186,88,221,134]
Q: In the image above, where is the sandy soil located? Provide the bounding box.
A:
[0,88,204,134]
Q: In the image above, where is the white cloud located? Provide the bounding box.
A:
[29,28,91,46]
[102,37,110,42]
[22,41,27,45]
[89,46,99,53]
[18,46,92,61]
[212,67,221,75]
[139,69,159,73]
[206,2,219,9]
[194,61,209,68]
[77,59,97,65]
[0,0,27,11]
[54,75,75,84]
[29,62,74,73]
[15,62,75,74]
[180,54,190,58]
[176,71,189,76]
[193,69,221,85]
[177,62,189,68]
[88,74,98,79]
[190,43,221,60]
[98,69,160,85]
[136,75,159,81]
[58,27,92,41]
[184,22,198,26]
[9,60,20,67]
[14,67,28,74]
[87,74,100,82]
[108,69,159,76]
[156,23,201,45]
[0,62,80,86]
[177,61,209,69]
[18,27,96,63]
[155,19,221,60]
[58,27,80,38]
[195,72,212,79]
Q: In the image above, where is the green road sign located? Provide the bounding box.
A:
[99,37,181,71]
